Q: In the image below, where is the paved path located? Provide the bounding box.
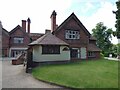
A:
[104,57,120,61]
[2,60,62,88]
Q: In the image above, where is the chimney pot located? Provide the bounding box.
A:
[27,18,31,34]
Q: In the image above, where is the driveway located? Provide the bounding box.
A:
[2,60,62,88]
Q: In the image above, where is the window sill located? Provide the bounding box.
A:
[42,53,60,55]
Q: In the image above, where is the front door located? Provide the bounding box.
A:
[70,48,78,59]
[81,47,86,59]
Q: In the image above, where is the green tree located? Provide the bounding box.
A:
[113,0,120,38]
[110,44,117,57]
[113,0,120,58]
[92,22,113,56]
[117,44,120,55]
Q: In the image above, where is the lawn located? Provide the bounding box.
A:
[32,59,118,88]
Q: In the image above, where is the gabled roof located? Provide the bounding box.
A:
[9,25,22,34]
[53,13,91,37]
[87,44,101,51]
[29,32,69,46]
[2,28,9,37]
[9,25,30,38]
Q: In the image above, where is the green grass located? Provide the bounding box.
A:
[32,59,118,88]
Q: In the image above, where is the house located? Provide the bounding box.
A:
[2,18,44,57]
[2,28,9,57]
[29,30,70,62]
[29,10,101,63]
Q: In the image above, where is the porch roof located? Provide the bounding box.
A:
[29,32,69,46]
[87,44,101,52]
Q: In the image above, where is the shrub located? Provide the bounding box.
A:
[104,52,109,57]
[100,53,104,59]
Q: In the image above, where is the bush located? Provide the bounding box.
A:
[100,53,104,59]
[104,52,109,57]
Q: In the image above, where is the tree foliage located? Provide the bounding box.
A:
[117,44,120,55]
[92,22,113,56]
[113,0,120,38]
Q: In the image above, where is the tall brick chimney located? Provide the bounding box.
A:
[22,20,26,32]
[27,18,31,34]
[50,10,57,32]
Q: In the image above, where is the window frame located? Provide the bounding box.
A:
[13,37,24,44]
[65,30,80,40]
[88,51,95,57]
[42,45,60,54]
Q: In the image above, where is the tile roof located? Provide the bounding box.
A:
[29,32,69,46]
[87,44,101,51]
[29,33,44,37]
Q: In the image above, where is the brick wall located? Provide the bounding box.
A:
[10,27,30,48]
[55,18,89,48]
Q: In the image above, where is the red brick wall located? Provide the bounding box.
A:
[55,18,89,48]
[10,28,30,48]
[95,52,101,59]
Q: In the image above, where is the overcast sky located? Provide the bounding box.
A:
[0,0,118,44]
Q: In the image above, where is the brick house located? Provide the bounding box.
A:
[2,18,44,57]
[29,10,101,63]
[2,10,101,60]
[52,11,101,60]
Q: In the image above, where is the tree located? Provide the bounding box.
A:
[113,0,120,38]
[92,22,113,56]
[110,44,117,57]
[113,0,120,58]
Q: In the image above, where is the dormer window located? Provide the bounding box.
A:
[65,30,80,39]
[14,37,24,44]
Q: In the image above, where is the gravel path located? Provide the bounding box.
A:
[2,60,62,88]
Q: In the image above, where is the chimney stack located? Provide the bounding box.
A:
[22,20,26,32]
[50,10,57,32]
[27,18,31,34]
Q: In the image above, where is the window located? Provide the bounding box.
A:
[14,37,24,44]
[42,45,60,54]
[63,47,69,51]
[65,30,80,39]
[88,52,95,57]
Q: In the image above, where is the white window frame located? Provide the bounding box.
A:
[65,30,80,39]
[88,52,95,57]
[14,37,24,44]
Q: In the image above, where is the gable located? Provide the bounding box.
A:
[9,25,29,38]
[54,13,91,37]
[53,13,91,47]
[9,25,31,46]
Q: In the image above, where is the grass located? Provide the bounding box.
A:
[32,59,118,88]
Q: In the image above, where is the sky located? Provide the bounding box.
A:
[0,0,118,44]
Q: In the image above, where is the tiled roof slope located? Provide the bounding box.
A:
[88,44,101,51]
[29,32,68,46]
[29,33,44,37]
